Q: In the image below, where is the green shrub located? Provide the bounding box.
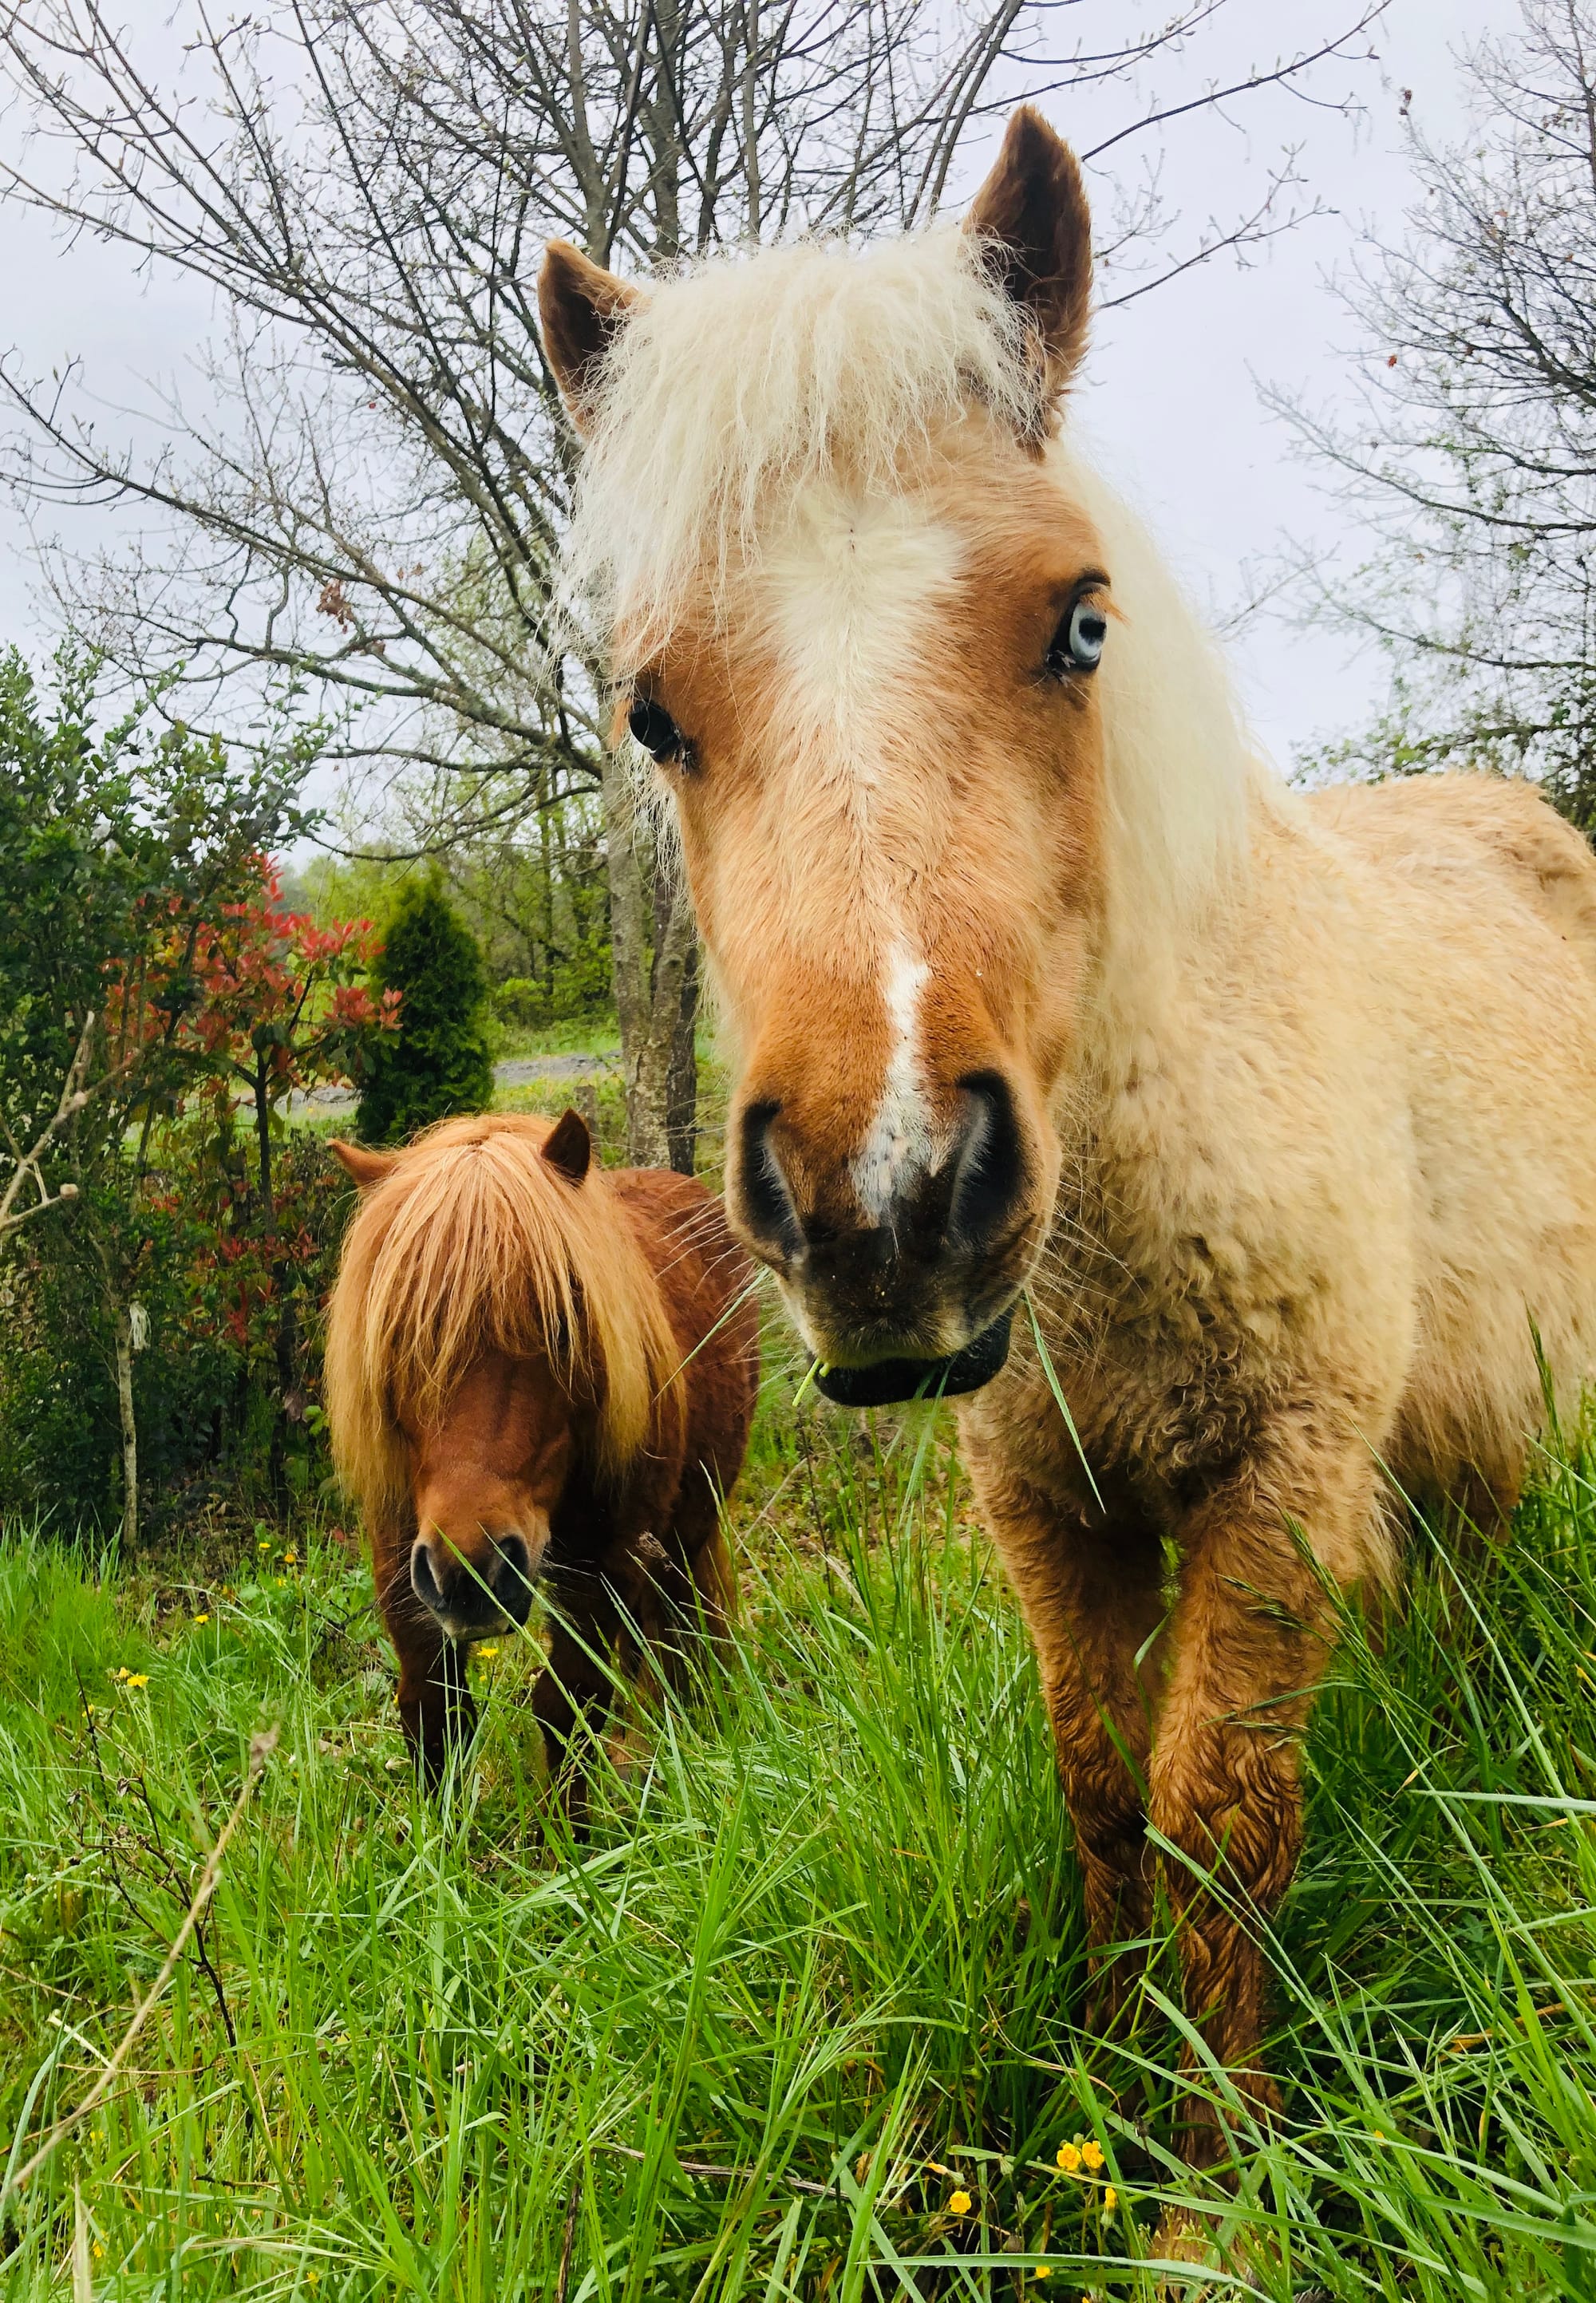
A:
[355,875,495,1144]
[492,974,543,1034]
[0,1123,355,1534]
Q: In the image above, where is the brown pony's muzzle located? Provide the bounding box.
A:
[730,1068,1041,1402]
[410,1526,539,1643]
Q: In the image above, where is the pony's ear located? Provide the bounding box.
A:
[965,107,1092,407]
[541,1108,592,1187]
[538,241,646,433]
[330,1139,398,1191]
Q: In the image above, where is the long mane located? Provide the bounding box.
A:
[563,221,1278,985]
[324,1113,681,1539]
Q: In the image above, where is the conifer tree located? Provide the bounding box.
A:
[356,875,494,1144]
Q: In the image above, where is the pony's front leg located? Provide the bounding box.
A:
[393,1622,476,1787]
[371,1540,478,1786]
[1151,1432,1376,2168]
[531,1573,622,1832]
[975,1463,1168,2028]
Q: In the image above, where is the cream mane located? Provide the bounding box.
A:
[324,1114,681,1539]
[562,221,1278,979]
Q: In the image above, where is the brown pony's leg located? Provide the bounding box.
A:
[372,1534,477,1787]
[531,1572,622,1831]
[660,1468,738,1668]
[392,1619,476,1787]
[978,1464,1168,2028]
[1150,1432,1373,2167]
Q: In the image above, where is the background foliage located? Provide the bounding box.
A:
[354,876,496,1148]
[0,654,405,1538]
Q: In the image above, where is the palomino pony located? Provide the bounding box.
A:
[324,1111,758,1810]
[537,109,1596,2171]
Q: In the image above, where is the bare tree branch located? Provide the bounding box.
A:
[0,1009,99,1242]
[1270,1,1596,825]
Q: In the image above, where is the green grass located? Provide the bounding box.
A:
[3,1397,1596,2298]
[489,1018,623,1064]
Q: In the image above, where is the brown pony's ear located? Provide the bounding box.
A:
[541,1108,592,1186]
[330,1139,398,1191]
[965,106,1092,408]
[538,241,646,433]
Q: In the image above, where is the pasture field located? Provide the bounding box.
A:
[2,1389,1596,2300]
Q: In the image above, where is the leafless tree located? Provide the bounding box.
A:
[0,0,1382,1163]
[1270,0,1596,830]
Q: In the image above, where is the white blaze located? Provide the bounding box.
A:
[760,484,962,1225]
[852,942,932,1222]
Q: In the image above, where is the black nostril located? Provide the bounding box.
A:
[491,1533,534,1626]
[410,1538,443,1614]
[737,1100,804,1260]
[949,1072,1028,1250]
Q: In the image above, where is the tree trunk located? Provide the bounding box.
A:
[659,887,699,1177]
[602,749,699,1168]
[113,1303,137,1551]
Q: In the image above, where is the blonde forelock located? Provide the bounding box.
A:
[563,225,1043,667]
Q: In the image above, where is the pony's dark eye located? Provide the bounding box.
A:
[628,694,686,764]
[1047,592,1108,677]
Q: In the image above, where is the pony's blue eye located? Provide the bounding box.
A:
[1049,594,1108,675]
[629,695,685,763]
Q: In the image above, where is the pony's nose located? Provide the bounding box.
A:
[733,1073,1029,1334]
[410,1531,535,1638]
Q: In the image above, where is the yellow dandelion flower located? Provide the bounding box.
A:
[1033,2267,1053,2283]
[1080,2139,1104,2171]
[283,1549,298,1566]
[112,1666,128,1681]
[276,1577,289,1589]
[948,2189,971,2216]
[124,1673,149,1690]
[192,1613,210,1626]
[92,2244,104,2261]
[477,1643,500,1659]
[1104,2185,1118,2213]
[257,1539,271,1550]
[1056,2143,1080,2174]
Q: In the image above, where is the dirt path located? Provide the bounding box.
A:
[292,1049,615,1116]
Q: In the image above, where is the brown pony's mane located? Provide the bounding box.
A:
[324,1113,681,1537]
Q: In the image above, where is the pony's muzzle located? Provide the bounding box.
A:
[410,1529,537,1642]
[731,1072,1037,1377]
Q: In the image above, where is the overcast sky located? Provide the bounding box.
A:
[0,0,1525,792]
[1072,0,1522,768]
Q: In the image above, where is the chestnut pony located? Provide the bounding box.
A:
[324,1110,758,1808]
[538,109,1596,2167]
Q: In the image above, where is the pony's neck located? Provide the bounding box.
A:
[1056,445,1278,1052]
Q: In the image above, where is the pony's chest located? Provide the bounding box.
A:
[995,1169,1307,1500]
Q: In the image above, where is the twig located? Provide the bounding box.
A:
[0,1727,278,2214]
[0,1011,97,1240]
[598,2137,838,2198]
